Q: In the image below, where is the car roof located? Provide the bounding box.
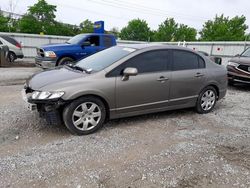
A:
[118,43,195,52]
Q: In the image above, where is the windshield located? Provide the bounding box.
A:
[67,34,87,44]
[241,48,250,57]
[76,46,136,72]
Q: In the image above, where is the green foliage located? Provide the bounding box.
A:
[79,19,94,33]
[200,14,248,41]
[1,0,249,41]
[153,18,177,41]
[107,27,120,38]
[18,0,57,34]
[0,13,10,32]
[153,18,197,41]
[175,24,197,41]
[28,0,56,23]
[120,19,151,41]
[18,14,41,34]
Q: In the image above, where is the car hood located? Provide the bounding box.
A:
[229,56,250,65]
[28,67,88,90]
[41,43,76,51]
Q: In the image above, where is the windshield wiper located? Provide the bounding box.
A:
[65,64,92,74]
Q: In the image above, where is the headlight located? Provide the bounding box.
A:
[228,61,239,67]
[44,51,57,58]
[31,91,64,100]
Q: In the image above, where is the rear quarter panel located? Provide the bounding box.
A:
[205,60,227,99]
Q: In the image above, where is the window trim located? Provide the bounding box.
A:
[171,49,206,71]
[106,49,170,77]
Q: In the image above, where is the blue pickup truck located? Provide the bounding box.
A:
[35,33,117,68]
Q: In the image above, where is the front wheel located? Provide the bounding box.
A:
[63,97,106,135]
[57,57,74,66]
[196,86,217,114]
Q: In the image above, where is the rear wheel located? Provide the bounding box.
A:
[57,57,74,66]
[8,52,16,63]
[196,86,217,114]
[63,96,106,135]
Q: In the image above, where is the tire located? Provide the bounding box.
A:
[57,57,74,66]
[8,52,16,63]
[195,86,217,114]
[63,96,106,135]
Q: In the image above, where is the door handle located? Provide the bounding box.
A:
[195,73,204,78]
[157,76,169,82]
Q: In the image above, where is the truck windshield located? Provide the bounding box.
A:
[67,34,87,44]
[241,48,250,57]
[76,46,136,72]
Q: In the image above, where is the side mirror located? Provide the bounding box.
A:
[82,41,91,47]
[214,57,222,65]
[122,67,138,81]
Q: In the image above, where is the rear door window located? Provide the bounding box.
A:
[85,36,100,46]
[103,36,113,47]
[0,35,18,46]
[173,50,201,71]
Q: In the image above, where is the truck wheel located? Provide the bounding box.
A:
[63,96,106,135]
[195,86,217,114]
[57,57,74,66]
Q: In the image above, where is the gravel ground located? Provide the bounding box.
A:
[0,68,250,188]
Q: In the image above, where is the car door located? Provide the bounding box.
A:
[114,50,171,115]
[169,50,207,106]
[80,35,101,58]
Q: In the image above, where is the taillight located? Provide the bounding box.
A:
[16,43,21,49]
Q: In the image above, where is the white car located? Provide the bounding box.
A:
[0,35,24,62]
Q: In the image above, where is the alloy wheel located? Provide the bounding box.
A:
[72,102,101,131]
[201,90,216,111]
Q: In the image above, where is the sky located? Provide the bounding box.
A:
[0,0,250,32]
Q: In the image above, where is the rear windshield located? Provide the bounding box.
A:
[76,46,136,72]
[241,48,250,57]
[0,35,18,45]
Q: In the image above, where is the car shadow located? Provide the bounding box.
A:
[105,108,194,129]
[228,83,250,92]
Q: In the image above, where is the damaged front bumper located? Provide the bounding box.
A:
[21,88,67,125]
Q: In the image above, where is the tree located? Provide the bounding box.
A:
[18,14,41,34]
[153,18,177,41]
[120,19,151,41]
[200,14,248,41]
[0,13,10,32]
[79,19,94,33]
[175,24,197,41]
[153,18,197,42]
[108,27,120,38]
[18,0,57,34]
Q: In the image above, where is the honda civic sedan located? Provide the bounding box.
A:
[22,44,227,135]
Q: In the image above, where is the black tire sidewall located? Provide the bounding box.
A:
[8,52,16,63]
[196,86,217,114]
[63,97,106,135]
[58,57,74,66]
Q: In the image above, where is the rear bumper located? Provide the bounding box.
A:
[35,56,57,69]
[218,89,227,100]
[16,54,24,59]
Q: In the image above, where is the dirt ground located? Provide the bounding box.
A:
[0,67,250,188]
